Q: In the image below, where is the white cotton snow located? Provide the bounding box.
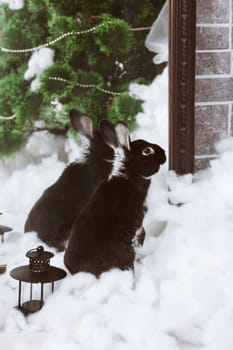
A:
[146,1,168,64]
[0,132,67,231]
[0,0,24,10]
[24,48,54,91]
[130,66,168,236]
[130,66,168,150]
[0,17,232,347]
[1,135,233,349]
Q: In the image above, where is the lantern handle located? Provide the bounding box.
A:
[26,246,44,257]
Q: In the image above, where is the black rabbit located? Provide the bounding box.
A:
[64,122,166,276]
[24,109,115,251]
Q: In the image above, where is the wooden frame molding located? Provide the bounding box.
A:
[169,0,196,174]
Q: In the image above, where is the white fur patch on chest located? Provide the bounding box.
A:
[132,226,144,248]
[108,147,126,179]
[78,136,91,163]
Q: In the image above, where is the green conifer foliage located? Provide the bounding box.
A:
[0,0,165,157]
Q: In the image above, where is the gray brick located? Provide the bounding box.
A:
[195,158,212,171]
[230,105,233,136]
[195,78,233,102]
[232,0,233,22]
[196,52,231,75]
[195,105,228,155]
[197,0,229,24]
[196,27,229,50]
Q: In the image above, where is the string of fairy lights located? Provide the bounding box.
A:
[0,24,151,54]
[0,115,16,120]
[48,77,122,96]
[0,20,151,120]
[0,21,112,54]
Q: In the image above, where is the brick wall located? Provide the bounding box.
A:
[195,0,232,170]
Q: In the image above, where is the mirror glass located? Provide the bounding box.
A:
[0,0,169,343]
[0,0,168,236]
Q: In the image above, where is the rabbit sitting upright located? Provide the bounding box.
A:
[64,122,166,276]
[24,109,116,251]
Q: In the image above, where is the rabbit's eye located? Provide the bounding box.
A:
[142,147,155,156]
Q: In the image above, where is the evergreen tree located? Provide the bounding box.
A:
[0,0,165,157]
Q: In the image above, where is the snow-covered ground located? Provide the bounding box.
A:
[1,66,233,350]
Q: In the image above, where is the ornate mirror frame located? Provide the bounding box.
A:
[169,0,196,174]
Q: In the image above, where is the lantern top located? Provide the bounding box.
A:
[26,245,54,260]
[0,225,13,235]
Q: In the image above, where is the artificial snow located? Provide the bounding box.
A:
[0,0,24,10]
[131,67,168,236]
[24,48,55,91]
[146,1,168,64]
[1,64,233,349]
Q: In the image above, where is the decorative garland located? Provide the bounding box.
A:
[131,26,151,31]
[0,77,123,120]
[0,115,16,120]
[0,22,151,120]
[48,76,123,96]
[0,22,151,54]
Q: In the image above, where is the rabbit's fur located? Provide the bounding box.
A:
[64,122,166,276]
[24,109,115,250]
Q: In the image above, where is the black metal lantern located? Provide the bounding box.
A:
[0,225,12,243]
[26,245,54,272]
[10,246,66,315]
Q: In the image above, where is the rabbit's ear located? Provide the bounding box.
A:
[69,109,93,139]
[116,121,132,144]
[115,122,131,151]
[99,120,118,149]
